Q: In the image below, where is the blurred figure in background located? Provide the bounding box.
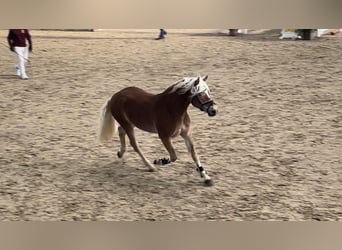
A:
[7,29,32,79]
[156,29,167,40]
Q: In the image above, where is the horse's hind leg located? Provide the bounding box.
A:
[117,126,126,158]
[180,129,213,186]
[125,127,156,172]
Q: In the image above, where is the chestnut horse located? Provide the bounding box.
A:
[98,75,218,186]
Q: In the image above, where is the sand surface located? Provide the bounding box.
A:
[0,29,341,220]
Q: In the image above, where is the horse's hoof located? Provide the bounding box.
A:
[117,151,123,158]
[148,167,157,172]
[154,158,171,165]
[204,179,214,186]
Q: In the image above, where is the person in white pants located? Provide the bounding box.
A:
[7,29,32,80]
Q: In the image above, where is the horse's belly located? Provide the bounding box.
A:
[127,111,158,133]
[133,120,158,133]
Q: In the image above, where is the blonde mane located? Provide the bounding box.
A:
[167,77,209,97]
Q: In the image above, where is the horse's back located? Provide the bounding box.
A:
[115,86,151,97]
[111,87,152,104]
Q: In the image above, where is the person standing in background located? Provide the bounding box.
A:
[7,29,32,80]
[155,29,167,40]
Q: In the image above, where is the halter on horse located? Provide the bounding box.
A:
[98,75,218,186]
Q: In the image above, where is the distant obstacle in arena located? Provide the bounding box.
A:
[228,29,248,36]
[280,29,341,40]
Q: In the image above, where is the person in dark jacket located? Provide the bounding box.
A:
[155,29,167,40]
[7,29,32,79]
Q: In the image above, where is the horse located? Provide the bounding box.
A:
[98,75,218,186]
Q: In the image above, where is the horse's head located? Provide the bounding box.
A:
[190,75,218,117]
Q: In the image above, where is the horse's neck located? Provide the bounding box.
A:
[156,92,191,115]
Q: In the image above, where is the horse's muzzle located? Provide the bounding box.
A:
[207,103,218,116]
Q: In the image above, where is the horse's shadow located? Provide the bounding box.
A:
[88,159,202,193]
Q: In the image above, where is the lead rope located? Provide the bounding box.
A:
[1,41,31,63]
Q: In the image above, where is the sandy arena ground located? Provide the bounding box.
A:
[0,29,341,221]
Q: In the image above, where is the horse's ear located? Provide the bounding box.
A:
[203,75,208,81]
[194,76,201,86]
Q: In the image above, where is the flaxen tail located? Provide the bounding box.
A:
[98,97,117,142]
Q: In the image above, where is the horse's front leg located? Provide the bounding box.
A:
[156,136,177,165]
[180,129,213,186]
